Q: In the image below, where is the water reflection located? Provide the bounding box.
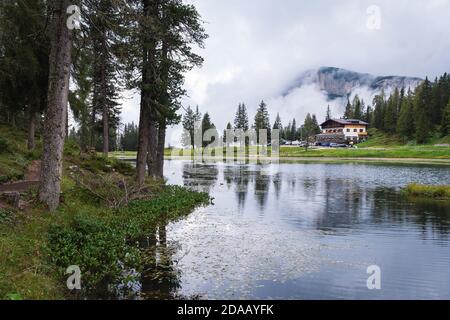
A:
[182,162,219,193]
[139,222,183,300]
[142,161,450,299]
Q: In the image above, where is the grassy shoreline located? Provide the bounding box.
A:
[0,127,210,300]
[111,145,450,166]
[404,184,450,200]
[0,161,209,300]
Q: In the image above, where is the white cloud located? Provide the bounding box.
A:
[119,0,450,147]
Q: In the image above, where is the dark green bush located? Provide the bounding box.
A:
[47,215,141,295]
[0,208,14,224]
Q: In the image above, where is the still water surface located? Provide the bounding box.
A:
[141,160,450,300]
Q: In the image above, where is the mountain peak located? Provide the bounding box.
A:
[283,67,423,100]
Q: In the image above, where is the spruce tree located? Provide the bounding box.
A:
[364,104,373,124]
[344,99,354,119]
[290,119,297,141]
[273,113,283,138]
[234,103,249,131]
[415,78,433,143]
[182,106,196,148]
[224,122,233,146]
[397,93,415,141]
[373,91,386,130]
[353,95,363,119]
[441,99,450,137]
[201,112,216,147]
[254,100,271,142]
[311,114,321,134]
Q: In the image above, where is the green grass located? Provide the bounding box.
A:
[404,184,450,200]
[278,146,450,159]
[113,145,450,161]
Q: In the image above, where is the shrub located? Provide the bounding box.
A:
[0,208,14,224]
[47,214,142,295]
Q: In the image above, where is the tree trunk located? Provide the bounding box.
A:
[27,111,37,151]
[102,103,109,157]
[147,117,158,177]
[101,31,109,157]
[136,95,150,185]
[136,0,159,185]
[154,37,169,179]
[65,108,69,140]
[156,122,166,178]
[39,0,72,211]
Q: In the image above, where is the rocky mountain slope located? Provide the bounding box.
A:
[283,67,424,100]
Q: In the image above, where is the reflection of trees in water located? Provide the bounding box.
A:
[140,222,183,300]
[223,164,273,210]
[370,189,450,240]
[313,179,450,240]
[272,173,282,199]
[182,162,219,193]
[254,169,271,209]
[223,164,250,209]
[310,178,366,230]
[302,178,318,198]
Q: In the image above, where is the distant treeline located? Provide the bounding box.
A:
[0,0,207,210]
[343,74,450,143]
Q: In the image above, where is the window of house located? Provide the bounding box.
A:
[354,129,357,132]
[347,129,350,132]
[360,129,364,133]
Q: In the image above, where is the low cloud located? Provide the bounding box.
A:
[119,0,450,147]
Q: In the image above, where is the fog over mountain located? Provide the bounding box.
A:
[284,67,423,100]
[267,67,423,127]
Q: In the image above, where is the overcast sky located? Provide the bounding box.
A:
[119,0,450,145]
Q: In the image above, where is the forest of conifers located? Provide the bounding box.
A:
[0,0,207,210]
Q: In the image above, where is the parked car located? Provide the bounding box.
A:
[329,143,348,148]
[318,142,331,147]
